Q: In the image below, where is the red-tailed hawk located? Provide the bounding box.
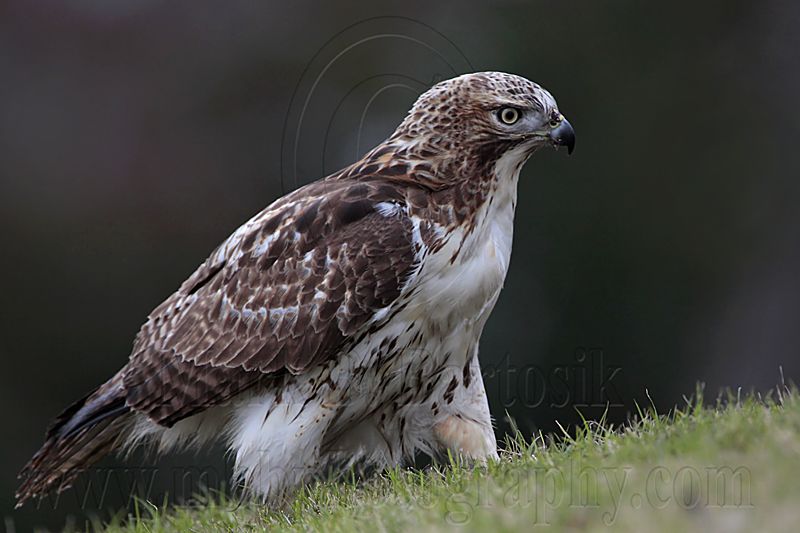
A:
[16,71,574,507]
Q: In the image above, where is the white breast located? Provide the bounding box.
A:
[411,151,522,331]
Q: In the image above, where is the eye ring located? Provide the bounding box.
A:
[549,113,563,128]
[498,107,520,125]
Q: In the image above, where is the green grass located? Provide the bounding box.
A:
[94,385,800,532]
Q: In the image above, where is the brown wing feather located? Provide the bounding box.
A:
[122,177,418,426]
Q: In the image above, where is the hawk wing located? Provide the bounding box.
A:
[122,177,419,426]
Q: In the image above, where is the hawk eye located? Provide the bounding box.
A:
[498,107,520,125]
[549,113,563,128]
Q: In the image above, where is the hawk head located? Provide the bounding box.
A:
[386,72,574,183]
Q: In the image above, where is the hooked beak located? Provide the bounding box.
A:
[549,118,576,155]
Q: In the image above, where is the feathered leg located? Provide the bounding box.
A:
[227,390,335,504]
[433,353,498,462]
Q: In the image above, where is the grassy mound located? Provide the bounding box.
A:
[97,386,800,532]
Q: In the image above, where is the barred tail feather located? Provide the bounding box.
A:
[15,375,131,508]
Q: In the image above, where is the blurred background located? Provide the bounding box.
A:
[2,0,799,529]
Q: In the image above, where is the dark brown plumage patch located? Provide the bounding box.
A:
[186,262,225,296]
[262,213,282,234]
[462,360,472,389]
[344,184,370,198]
[294,200,320,232]
[443,376,459,404]
[383,163,408,176]
[335,199,374,225]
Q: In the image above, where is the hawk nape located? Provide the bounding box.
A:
[16,72,575,507]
